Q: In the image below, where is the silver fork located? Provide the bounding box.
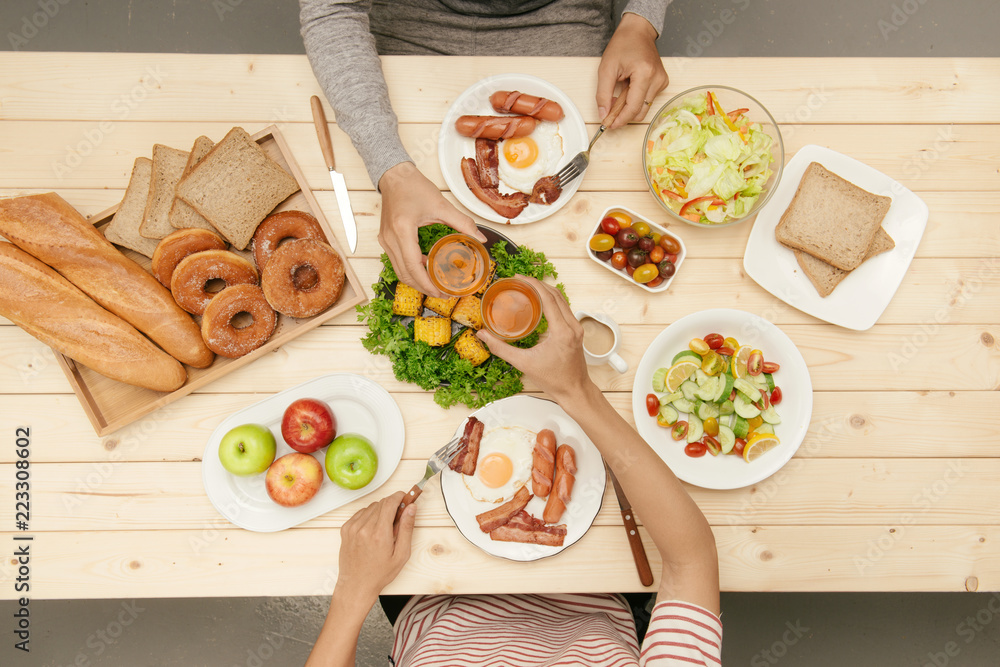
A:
[394,433,466,523]
[554,82,632,189]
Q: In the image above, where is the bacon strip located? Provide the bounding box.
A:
[460,157,529,219]
[475,139,499,188]
[490,510,567,546]
[448,417,484,476]
[475,486,532,533]
[528,176,562,206]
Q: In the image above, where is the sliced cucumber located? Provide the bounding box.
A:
[756,423,775,435]
[751,373,768,389]
[718,424,736,454]
[732,415,749,439]
[714,373,735,402]
[686,413,704,443]
[681,380,699,401]
[694,368,710,386]
[719,399,735,416]
[694,376,720,401]
[733,378,762,402]
[672,350,701,365]
[658,404,679,425]
[672,397,696,413]
[760,406,782,425]
[696,400,720,421]
[763,373,776,392]
[734,393,761,419]
[652,367,668,392]
[659,391,683,406]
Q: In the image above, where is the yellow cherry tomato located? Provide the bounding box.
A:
[651,232,662,244]
[689,337,710,355]
[608,211,632,228]
[703,417,719,437]
[701,350,725,376]
[633,263,659,284]
[723,336,740,351]
[589,233,616,252]
[632,221,651,238]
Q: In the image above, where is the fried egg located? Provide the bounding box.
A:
[462,426,534,503]
[497,122,563,195]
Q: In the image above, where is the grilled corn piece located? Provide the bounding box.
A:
[424,295,459,317]
[455,329,490,366]
[392,283,424,317]
[476,258,498,295]
[452,295,483,330]
[414,316,451,346]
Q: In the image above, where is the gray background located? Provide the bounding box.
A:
[3,0,999,665]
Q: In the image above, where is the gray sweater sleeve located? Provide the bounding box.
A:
[622,0,672,36]
[299,0,412,190]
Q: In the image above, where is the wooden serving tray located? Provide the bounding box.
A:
[56,125,368,436]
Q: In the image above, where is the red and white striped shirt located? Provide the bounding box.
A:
[389,594,722,666]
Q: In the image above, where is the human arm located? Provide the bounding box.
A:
[476,278,719,614]
[306,492,417,667]
[596,1,672,129]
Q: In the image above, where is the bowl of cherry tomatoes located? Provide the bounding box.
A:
[587,206,686,293]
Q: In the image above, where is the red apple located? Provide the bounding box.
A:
[281,398,337,453]
[265,452,324,507]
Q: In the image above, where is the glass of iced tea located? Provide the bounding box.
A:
[481,277,542,342]
[426,234,492,297]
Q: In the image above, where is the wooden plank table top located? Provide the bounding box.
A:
[0,54,998,599]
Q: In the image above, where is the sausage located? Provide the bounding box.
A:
[543,444,577,524]
[532,429,557,497]
[455,115,536,140]
[490,91,564,122]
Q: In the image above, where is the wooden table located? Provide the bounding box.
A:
[1,54,998,599]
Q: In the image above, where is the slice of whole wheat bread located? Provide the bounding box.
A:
[175,127,299,250]
[775,162,892,271]
[104,157,160,258]
[140,144,190,239]
[794,227,896,297]
[168,136,219,233]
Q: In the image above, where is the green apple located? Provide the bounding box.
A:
[218,423,276,476]
[325,433,378,490]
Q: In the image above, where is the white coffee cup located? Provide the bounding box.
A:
[573,310,627,374]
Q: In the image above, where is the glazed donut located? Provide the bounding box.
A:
[261,239,345,318]
[201,284,277,358]
[252,210,327,271]
[152,228,227,287]
[170,249,259,316]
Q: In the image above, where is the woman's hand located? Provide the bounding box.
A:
[378,162,487,297]
[596,12,669,129]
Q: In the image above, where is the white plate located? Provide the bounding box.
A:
[631,309,813,490]
[201,373,404,532]
[440,395,606,561]
[438,73,588,224]
[743,144,929,331]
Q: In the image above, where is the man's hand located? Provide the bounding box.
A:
[334,491,416,605]
[596,12,669,130]
[378,162,487,297]
[475,277,594,403]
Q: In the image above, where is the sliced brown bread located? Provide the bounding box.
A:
[104,157,160,258]
[175,127,299,250]
[168,136,219,233]
[140,144,190,240]
[775,162,892,271]
[794,227,896,297]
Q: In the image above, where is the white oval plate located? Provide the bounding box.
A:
[201,373,404,532]
[631,309,813,490]
[438,73,588,224]
[440,395,606,561]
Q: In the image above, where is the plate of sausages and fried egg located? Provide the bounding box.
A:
[439,73,588,224]
[440,394,606,561]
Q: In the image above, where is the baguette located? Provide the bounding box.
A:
[0,193,214,369]
[0,243,186,392]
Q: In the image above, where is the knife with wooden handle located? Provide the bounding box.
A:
[310,95,358,253]
[608,465,654,587]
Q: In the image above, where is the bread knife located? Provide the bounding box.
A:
[309,95,358,254]
[607,465,654,587]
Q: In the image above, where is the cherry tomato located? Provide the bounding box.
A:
[626,248,648,268]
[608,211,632,227]
[646,393,659,417]
[733,438,747,456]
[760,391,770,410]
[704,436,721,456]
[717,346,735,357]
[770,387,783,405]
[649,246,665,264]
[651,232,662,244]
[671,421,689,441]
[723,336,740,351]
[704,333,724,349]
[701,350,725,375]
[633,263,659,284]
[616,228,639,249]
[589,233,615,252]
[638,236,656,252]
[762,361,781,373]
[729,390,737,402]
[685,442,707,457]
[703,417,719,437]
[600,216,621,235]
[647,275,664,288]
[747,349,764,376]
[632,221,651,238]
[625,264,636,276]
[665,252,678,263]
[611,251,627,270]
[689,338,710,355]
[660,235,681,254]
[595,249,613,262]
[657,260,676,278]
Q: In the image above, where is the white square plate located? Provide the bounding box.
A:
[743,144,929,330]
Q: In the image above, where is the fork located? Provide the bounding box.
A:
[554,82,632,189]
[394,433,466,524]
